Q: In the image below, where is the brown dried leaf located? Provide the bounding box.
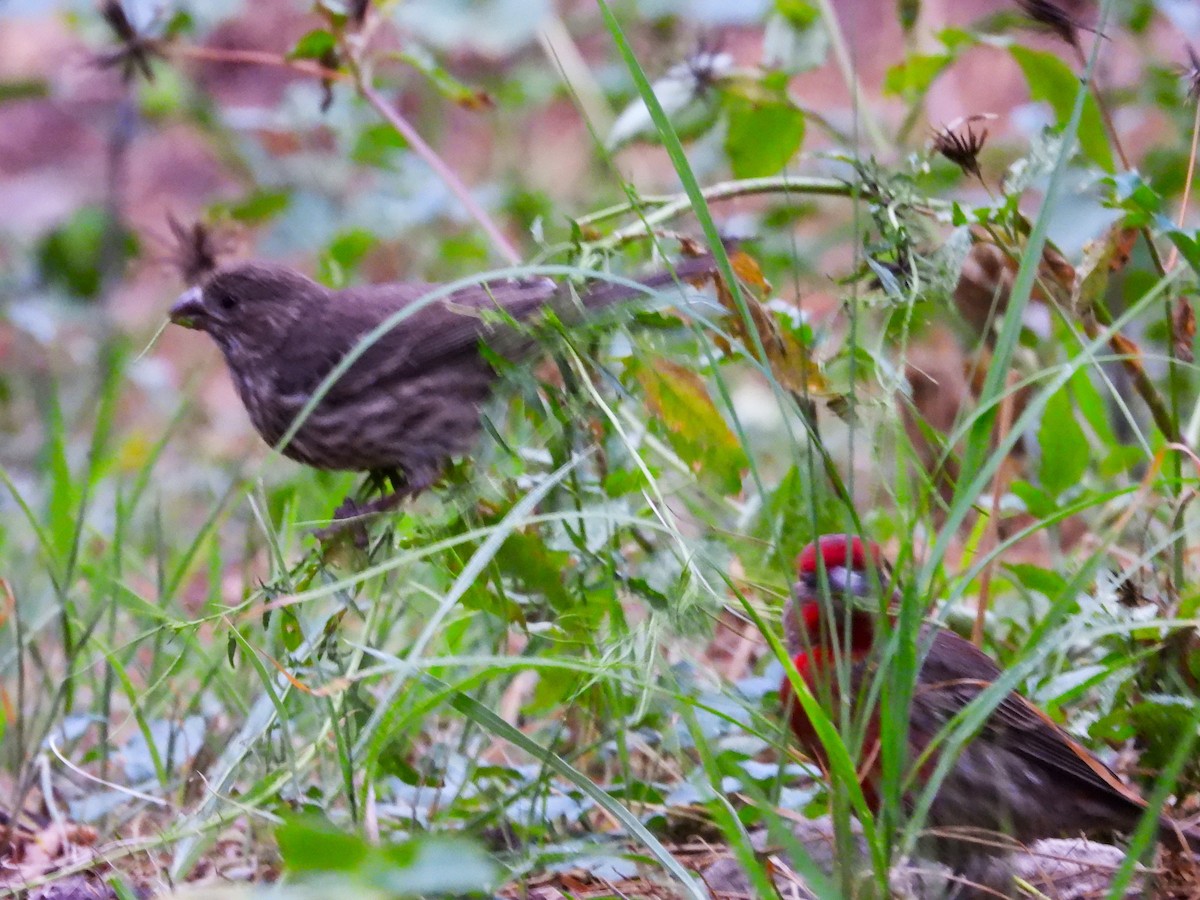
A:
[5,821,98,884]
[1173,296,1196,364]
[729,248,770,292]
[456,91,495,111]
[1110,333,1144,374]
[1039,242,1077,300]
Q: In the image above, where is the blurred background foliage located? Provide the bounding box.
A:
[1,0,1200,896]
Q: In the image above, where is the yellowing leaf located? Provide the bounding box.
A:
[715,255,827,395]
[1072,225,1137,316]
[634,358,747,494]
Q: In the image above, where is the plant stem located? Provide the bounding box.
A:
[354,76,521,266]
[973,374,1017,646]
[594,176,949,245]
[1083,299,1180,444]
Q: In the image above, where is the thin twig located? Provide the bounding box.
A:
[1074,6,1189,588]
[1082,301,1180,444]
[1072,43,1132,170]
[1166,101,1200,273]
[167,44,347,82]
[351,68,521,266]
[47,736,169,807]
[594,176,950,246]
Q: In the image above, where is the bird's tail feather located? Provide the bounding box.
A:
[573,248,729,313]
[1159,816,1200,855]
[483,244,732,358]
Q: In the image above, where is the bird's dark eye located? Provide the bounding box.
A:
[219,294,237,311]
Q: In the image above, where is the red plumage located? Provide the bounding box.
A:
[781,534,1200,883]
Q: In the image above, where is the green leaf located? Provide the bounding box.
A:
[37,206,137,300]
[1010,479,1056,518]
[277,817,368,872]
[1159,220,1200,277]
[277,818,497,895]
[1099,444,1143,478]
[723,92,805,178]
[220,190,291,225]
[279,609,303,653]
[138,64,186,118]
[1095,696,1197,771]
[1004,562,1067,597]
[1111,171,1161,225]
[1037,386,1089,498]
[289,29,336,61]
[1009,45,1115,173]
[0,79,48,102]
[493,530,573,613]
[317,229,376,287]
[351,122,409,167]
[375,835,497,895]
[396,48,493,109]
[883,52,951,100]
[763,3,827,75]
[603,468,648,496]
[775,0,819,26]
[42,388,79,565]
[1067,366,1114,446]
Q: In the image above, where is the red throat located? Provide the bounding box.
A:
[795,600,876,655]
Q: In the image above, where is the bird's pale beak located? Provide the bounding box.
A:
[170,286,205,329]
[828,566,870,597]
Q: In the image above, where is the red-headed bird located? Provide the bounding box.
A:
[780,534,1199,880]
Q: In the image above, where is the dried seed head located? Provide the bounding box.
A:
[932,120,989,182]
[95,0,161,83]
[682,35,732,99]
[161,215,237,285]
[1183,44,1200,102]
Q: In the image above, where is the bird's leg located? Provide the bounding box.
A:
[316,468,435,543]
[328,468,405,520]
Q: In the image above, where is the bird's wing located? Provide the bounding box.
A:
[913,629,1147,810]
[276,256,719,400]
[273,279,556,399]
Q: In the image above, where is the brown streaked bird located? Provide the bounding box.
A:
[782,535,1200,889]
[169,253,720,523]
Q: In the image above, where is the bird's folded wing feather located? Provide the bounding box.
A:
[916,630,1147,810]
[275,256,718,400]
[273,279,556,399]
